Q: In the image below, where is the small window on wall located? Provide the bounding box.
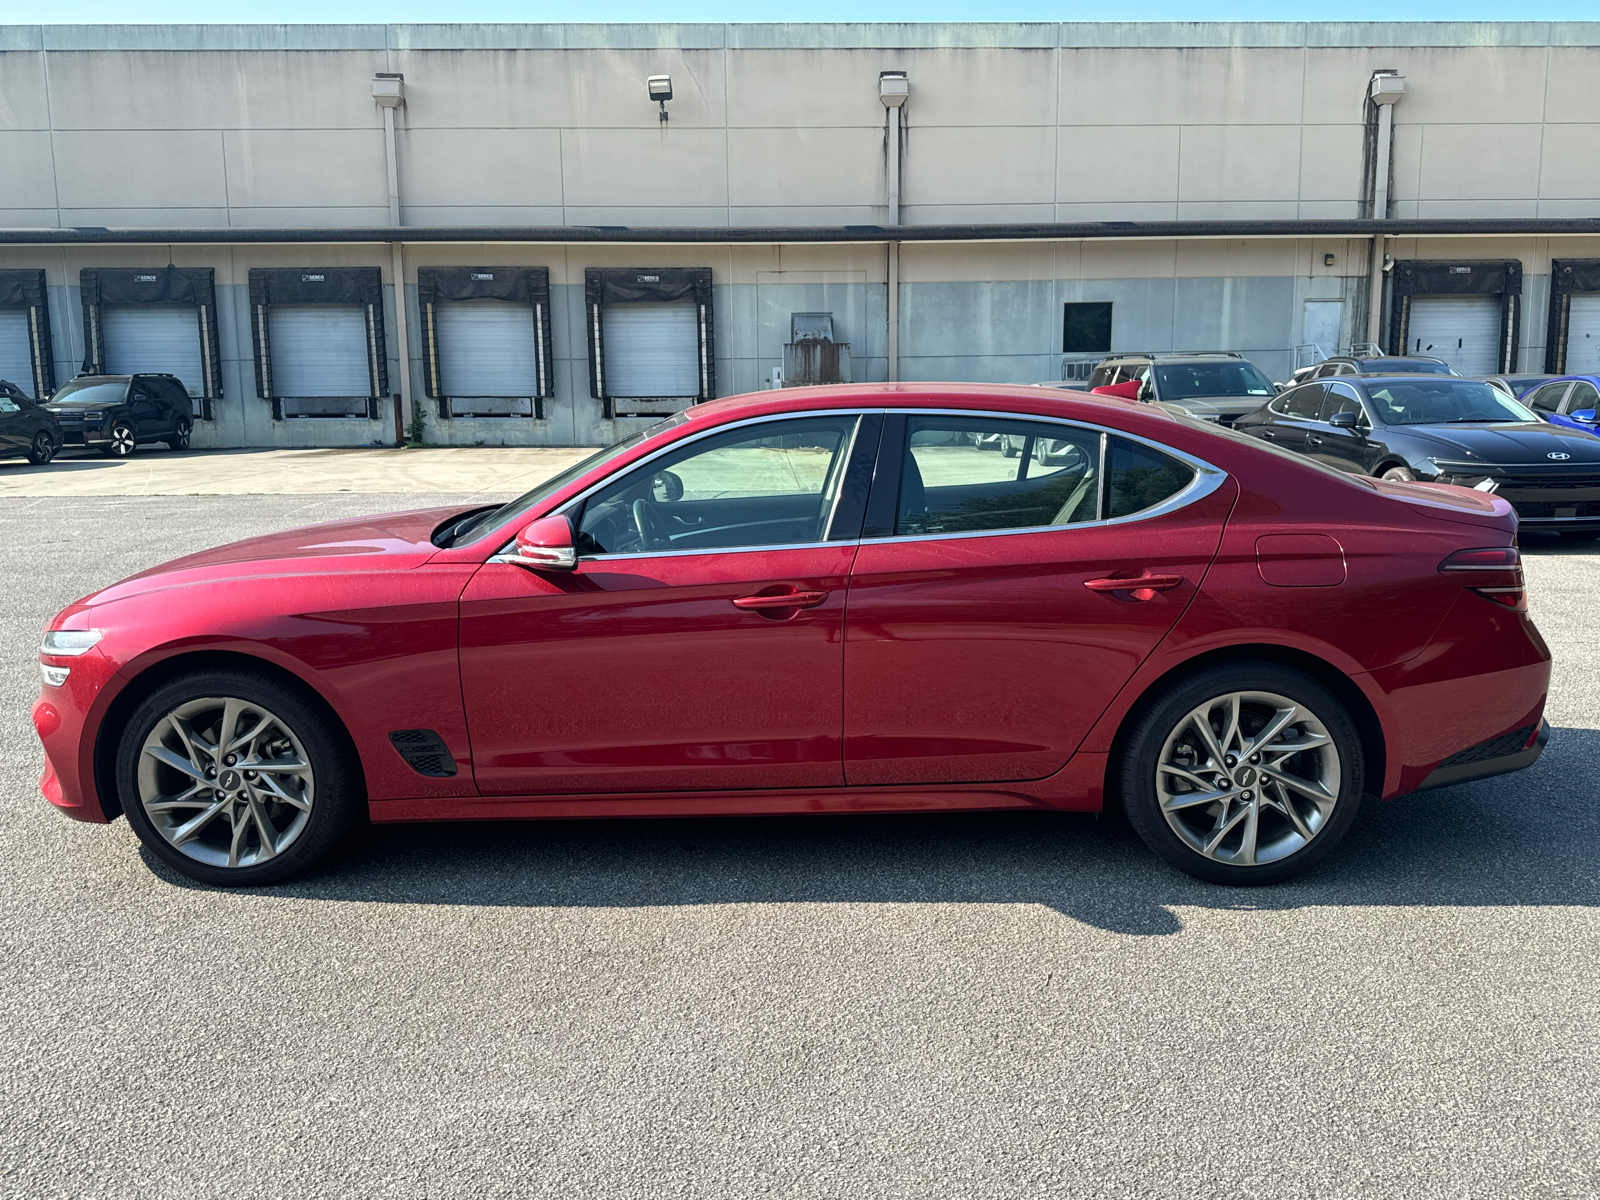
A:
[1063,303,1113,354]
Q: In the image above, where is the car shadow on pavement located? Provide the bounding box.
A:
[144,725,1600,936]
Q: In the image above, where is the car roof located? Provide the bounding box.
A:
[682,381,1166,427]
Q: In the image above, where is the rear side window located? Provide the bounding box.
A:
[1104,437,1196,520]
[896,416,1101,535]
[1283,383,1328,419]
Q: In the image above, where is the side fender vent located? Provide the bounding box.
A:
[388,729,458,777]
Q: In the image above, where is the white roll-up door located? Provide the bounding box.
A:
[437,300,539,398]
[1567,293,1600,375]
[602,301,699,397]
[1406,295,1502,375]
[0,309,32,397]
[268,304,369,397]
[103,304,203,394]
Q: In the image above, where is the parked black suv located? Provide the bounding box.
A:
[0,379,63,465]
[1303,355,1459,379]
[45,374,193,457]
[1086,352,1278,425]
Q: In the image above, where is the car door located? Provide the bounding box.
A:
[1259,382,1326,453]
[0,392,26,453]
[125,382,161,438]
[1559,381,1600,431]
[1306,381,1374,474]
[841,412,1234,786]
[458,411,878,796]
[155,378,189,430]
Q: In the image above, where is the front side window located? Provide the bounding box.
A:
[1105,437,1198,519]
[1088,364,1118,389]
[0,395,18,414]
[1565,381,1600,413]
[1365,380,1537,426]
[896,417,1101,536]
[1283,383,1328,419]
[1318,384,1367,424]
[1152,362,1275,399]
[577,415,857,555]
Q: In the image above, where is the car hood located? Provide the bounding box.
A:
[77,505,476,608]
[1162,395,1275,415]
[1391,421,1600,466]
[45,399,116,410]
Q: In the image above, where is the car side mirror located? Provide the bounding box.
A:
[1329,410,1360,429]
[1573,409,1598,424]
[495,514,577,571]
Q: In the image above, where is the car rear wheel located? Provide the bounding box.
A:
[1118,662,1365,885]
[1379,465,1415,482]
[101,422,136,458]
[116,669,361,886]
[25,430,56,465]
[167,420,191,451]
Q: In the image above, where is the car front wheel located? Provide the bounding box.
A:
[1379,465,1415,482]
[25,430,56,465]
[1118,662,1365,885]
[102,422,136,458]
[116,669,361,886]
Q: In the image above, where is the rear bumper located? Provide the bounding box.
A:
[1416,720,1549,791]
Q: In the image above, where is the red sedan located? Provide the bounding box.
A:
[33,385,1550,887]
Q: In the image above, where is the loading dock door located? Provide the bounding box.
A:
[601,301,700,397]
[1405,295,1501,375]
[1568,294,1600,375]
[436,300,538,416]
[102,303,203,396]
[267,304,370,398]
[0,310,32,397]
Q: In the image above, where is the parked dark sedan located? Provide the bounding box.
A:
[0,378,63,465]
[1234,375,1600,538]
[1304,355,1460,379]
[44,373,193,458]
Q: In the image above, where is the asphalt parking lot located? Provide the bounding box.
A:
[2,453,1598,1199]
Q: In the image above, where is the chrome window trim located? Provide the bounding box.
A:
[549,408,879,562]
[504,404,1226,563]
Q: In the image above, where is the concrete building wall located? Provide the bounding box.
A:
[2,23,1599,446]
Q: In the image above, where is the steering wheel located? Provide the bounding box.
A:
[632,498,669,551]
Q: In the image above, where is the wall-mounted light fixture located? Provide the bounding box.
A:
[647,75,673,123]
[1324,253,1336,266]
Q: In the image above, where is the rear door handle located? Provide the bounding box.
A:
[732,590,828,610]
[1261,429,1277,438]
[1084,574,1185,602]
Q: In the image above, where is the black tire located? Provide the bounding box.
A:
[1379,465,1415,482]
[116,668,362,886]
[166,420,192,451]
[1117,660,1365,885]
[1000,439,1017,458]
[101,422,136,458]
[25,430,56,465]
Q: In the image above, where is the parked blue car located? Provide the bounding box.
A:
[1520,376,1600,434]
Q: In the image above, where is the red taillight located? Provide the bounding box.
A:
[1439,546,1526,611]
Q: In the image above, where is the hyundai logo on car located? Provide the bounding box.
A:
[1549,452,1571,459]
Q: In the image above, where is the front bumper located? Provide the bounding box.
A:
[53,422,112,448]
[1417,720,1549,791]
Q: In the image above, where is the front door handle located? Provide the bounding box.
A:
[1084,574,1185,602]
[732,590,828,610]
[1261,429,1277,438]
[1306,435,1323,446]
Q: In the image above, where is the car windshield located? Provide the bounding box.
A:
[1361,359,1454,375]
[1365,380,1537,426]
[1152,362,1275,398]
[445,414,688,546]
[50,380,126,405]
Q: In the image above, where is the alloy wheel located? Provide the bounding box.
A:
[136,696,316,869]
[173,423,191,450]
[1154,690,1341,866]
[110,424,135,456]
[28,431,54,464]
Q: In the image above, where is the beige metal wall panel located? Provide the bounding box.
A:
[225,207,393,228]
[1389,48,1552,125]
[1544,51,1600,123]
[223,129,388,210]
[41,51,386,130]
[559,128,728,208]
[1057,49,1307,127]
[726,127,883,208]
[54,130,229,208]
[0,52,51,129]
[0,131,58,208]
[1538,124,1600,198]
[1057,126,1180,202]
[1178,125,1303,201]
[1080,240,1179,279]
[399,128,565,207]
[1417,124,1542,201]
[400,206,568,226]
[725,50,886,128]
[899,241,1063,283]
[896,48,1056,127]
[903,126,1056,206]
[1298,50,1387,125]
[1174,239,1302,277]
[1296,125,1364,202]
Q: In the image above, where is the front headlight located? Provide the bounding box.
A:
[41,629,103,657]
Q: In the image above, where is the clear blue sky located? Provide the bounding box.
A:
[4,1,1596,23]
